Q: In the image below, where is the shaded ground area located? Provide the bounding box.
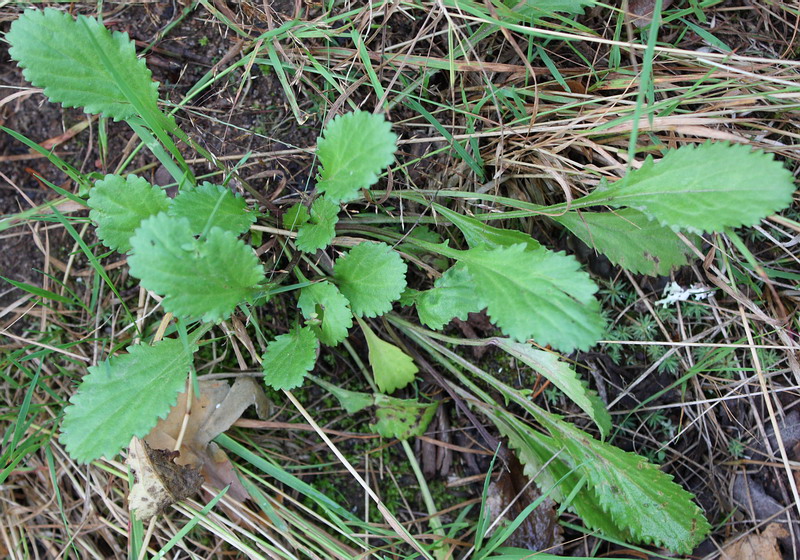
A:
[2,1,800,558]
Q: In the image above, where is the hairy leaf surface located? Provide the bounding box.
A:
[7,8,160,120]
[262,326,319,390]
[417,264,485,329]
[360,319,418,394]
[88,174,169,252]
[60,338,194,463]
[493,340,610,437]
[169,182,254,236]
[333,242,407,317]
[581,142,795,234]
[297,281,353,346]
[316,111,397,203]
[555,209,696,276]
[129,213,264,322]
[296,197,339,252]
[457,245,604,352]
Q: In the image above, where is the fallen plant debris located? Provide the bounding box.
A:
[721,523,788,560]
[127,437,203,522]
[144,377,271,502]
[1,1,799,558]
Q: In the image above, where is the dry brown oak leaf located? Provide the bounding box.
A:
[127,377,270,520]
[721,523,788,560]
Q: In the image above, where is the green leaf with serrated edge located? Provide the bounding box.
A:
[169,182,254,237]
[316,111,398,203]
[88,174,169,253]
[450,338,707,553]
[312,377,374,414]
[262,326,319,390]
[534,408,711,553]
[371,395,438,440]
[434,205,540,251]
[493,339,611,438]
[297,281,353,346]
[359,318,418,394]
[417,264,485,330]
[456,244,604,352]
[296,197,340,252]
[493,412,626,540]
[554,209,697,276]
[60,338,194,463]
[579,142,796,234]
[128,213,264,322]
[452,350,627,541]
[7,9,160,121]
[333,242,407,318]
[283,203,310,230]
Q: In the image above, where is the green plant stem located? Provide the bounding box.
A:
[341,338,379,393]
[399,439,448,560]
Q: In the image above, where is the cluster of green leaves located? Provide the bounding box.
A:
[401,329,709,555]
[7,7,797,556]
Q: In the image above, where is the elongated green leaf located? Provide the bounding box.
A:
[313,378,374,414]
[1,275,78,306]
[169,182,255,236]
[493,340,610,437]
[417,264,485,329]
[434,205,540,251]
[555,209,696,276]
[297,281,353,346]
[296,197,339,252]
[457,245,604,352]
[316,111,398,203]
[7,8,160,121]
[88,174,169,253]
[531,407,711,553]
[580,142,795,234]
[128,213,264,322]
[262,326,319,390]
[372,395,438,440]
[494,412,625,540]
[452,337,707,553]
[60,338,195,463]
[461,358,630,541]
[333,242,407,317]
[360,319,418,394]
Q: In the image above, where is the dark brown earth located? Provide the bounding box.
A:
[2,2,799,559]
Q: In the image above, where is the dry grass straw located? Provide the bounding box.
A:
[1,0,800,557]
